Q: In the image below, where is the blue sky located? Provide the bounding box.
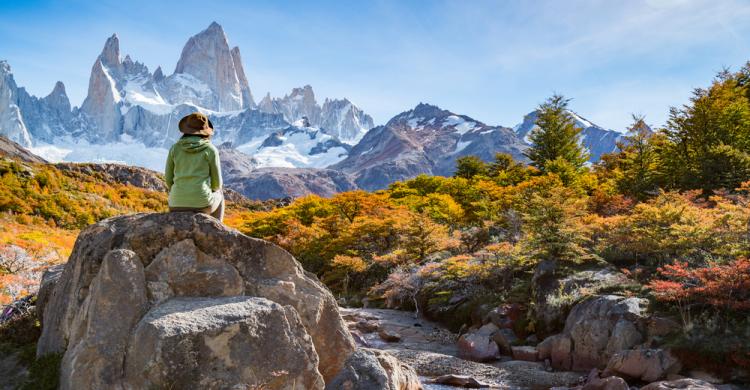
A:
[1,0,749,131]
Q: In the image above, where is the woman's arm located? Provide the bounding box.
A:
[208,146,223,191]
[165,147,175,191]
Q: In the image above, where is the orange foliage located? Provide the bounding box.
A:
[648,258,750,311]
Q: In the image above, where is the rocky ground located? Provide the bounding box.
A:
[341,307,583,389]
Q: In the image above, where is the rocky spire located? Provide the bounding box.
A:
[257,92,274,113]
[80,59,122,141]
[173,22,245,111]
[153,66,165,82]
[0,61,32,146]
[100,34,121,70]
[230,46,254,108]
[43,81,71,113]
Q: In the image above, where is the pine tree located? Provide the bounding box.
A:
[615,115,660,200]
[524,95,589,171]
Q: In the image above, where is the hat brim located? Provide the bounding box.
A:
[178,116,214,136]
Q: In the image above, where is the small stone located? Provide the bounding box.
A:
[378,329,402,342]
[429,374,491,388]
[356,319,380,333]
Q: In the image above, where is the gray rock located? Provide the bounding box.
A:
[171,22,253,111]
[604,348,681,383]
[457,323,500,362]
[538,295,648,371]
[37,212,355,384]
[389,349,581,389]
[324,348,421,390]
[59,249,149,390]
[492,327,519,355]
[35,264,64,325]
[641,378,719,390]
[125,296,324,389]
[581,368,629,390]
[429,374,490,388]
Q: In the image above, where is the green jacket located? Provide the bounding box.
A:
[165,136,222,208]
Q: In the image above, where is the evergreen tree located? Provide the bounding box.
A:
[615,115,660,200]
[524,94,589,171]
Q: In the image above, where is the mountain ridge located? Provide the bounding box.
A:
[0,22,632,199]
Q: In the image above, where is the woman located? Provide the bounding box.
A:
[165,112,224,221]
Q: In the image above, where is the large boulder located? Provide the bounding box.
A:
[37,213,356,387]
[532,262,629,337]
[538,295,648,371]
[325,348,421,390]
[125,296,324,389]
[604,348,681,383]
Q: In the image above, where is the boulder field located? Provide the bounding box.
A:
[35,212,419,389]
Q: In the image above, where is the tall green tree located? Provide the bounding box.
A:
[525,94,589,171]
[614,115,661,200]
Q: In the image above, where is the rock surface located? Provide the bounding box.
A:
[37,212,355,387]
[0,135,46,163]
[640,378,719,390]
[125,296,323,389]
[457,323,501,362]
[54,162,167,191]
[604,348,681,382]
[538,295,648,371]
[341,308,583,389]
[391,349,582,389]
[325,348,422,390]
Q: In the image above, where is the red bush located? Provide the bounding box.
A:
[648,258,750,311]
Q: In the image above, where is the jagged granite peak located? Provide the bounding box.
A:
[258,92,274,112]
[259,85,321,125]
[0,61,32,146]
[320,98,374,144]
[100,33,121,70]
[43,81,71,112]
[152,66,165,82]
[171,22,249,111]
[80,58,122,142]
[230,46,255,108]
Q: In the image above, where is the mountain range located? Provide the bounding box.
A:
[0,22,633,199]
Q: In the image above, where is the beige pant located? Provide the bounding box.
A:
[169,191,225,222]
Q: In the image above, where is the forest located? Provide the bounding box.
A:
[2,63,750,377]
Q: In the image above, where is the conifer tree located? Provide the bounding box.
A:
[525,94,589,171]
[615,115,660,200]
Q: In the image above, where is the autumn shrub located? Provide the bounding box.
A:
[599,191,750,268]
